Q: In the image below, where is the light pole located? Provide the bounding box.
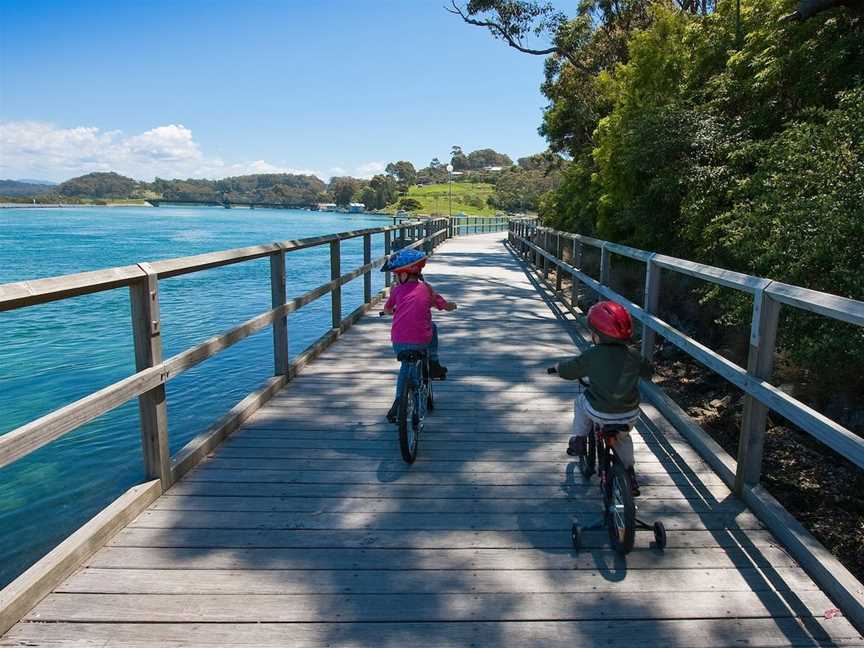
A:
[446,163,453,219]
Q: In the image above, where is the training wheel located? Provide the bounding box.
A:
[571,523,582,550]
[653,521,667,550]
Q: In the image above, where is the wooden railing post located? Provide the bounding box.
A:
[543,230,550,278]
[571,238,582,309]
[425,221,433,255]
[384,230,392,287]
[641,254,661,362]
[735,284,781,493]
[363,233,372,304]
[330,239,341,329]
[270,246,289,376]
[555,233,563,292]
[129,263,171,490]
[600,244,611,286]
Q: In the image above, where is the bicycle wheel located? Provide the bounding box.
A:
[398,375,419,464]
[606,460,636,554]
[423,359,434,411]
[581,430,596,479]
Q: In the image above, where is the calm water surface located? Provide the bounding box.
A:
[0,206,392,586]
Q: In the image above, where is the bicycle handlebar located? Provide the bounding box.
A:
[546,366,557,374]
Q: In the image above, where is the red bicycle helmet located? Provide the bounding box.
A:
[587,301,632,341]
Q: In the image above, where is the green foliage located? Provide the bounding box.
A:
[361,174,399,210]
[329,177,361,206]
[151,173,327,206]
[466,148,513,169]
[384,182,498,216]
[523,0,864,388]
[689,87,864,373]
[385,161,417,190]
[490,164,561,212]
[59,172,140,198]
[397,197,423,211]
[0,180,56,197]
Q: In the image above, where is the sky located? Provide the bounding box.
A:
[0,0,554,183]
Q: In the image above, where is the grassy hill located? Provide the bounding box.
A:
[387,182,498,217]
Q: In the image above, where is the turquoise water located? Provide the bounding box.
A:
[0,206,392,587]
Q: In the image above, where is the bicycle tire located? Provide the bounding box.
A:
[424,359,434,411]
[581,430,596,479]
[398,375,419,464]
[606,460,636,554]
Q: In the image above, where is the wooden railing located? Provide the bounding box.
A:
[0,218,449,494]
[508,221,864,492]
[392,214,510,237]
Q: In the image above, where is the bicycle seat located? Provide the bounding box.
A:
[397,350,427,363]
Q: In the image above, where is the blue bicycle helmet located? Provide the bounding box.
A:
[381,249,427,273]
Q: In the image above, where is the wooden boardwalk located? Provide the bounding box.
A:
[4,233,862,647]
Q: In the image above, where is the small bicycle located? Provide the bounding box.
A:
[548,368,667,554]
[381,312,435,463]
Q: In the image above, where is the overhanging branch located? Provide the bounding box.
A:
[445,1,592,74]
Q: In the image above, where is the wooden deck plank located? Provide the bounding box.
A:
[59,565,821,594]
[146,495,739,513]
[25,590,839,623]
[164,480,732,501]
[5,619,862,648]
[90,546,798,570]
[7,232,858,646]
[110,527,776,549]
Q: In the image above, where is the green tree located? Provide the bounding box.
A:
[331,178,359,206]
[385,161,417,190]
[398,197,423,211]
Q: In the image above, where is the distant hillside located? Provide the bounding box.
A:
[58,172,141,199]
[387,182,498,216]
[0,180,56,197]
[49,171,327,208]
[17,179,57,186]
[152,173,327,207]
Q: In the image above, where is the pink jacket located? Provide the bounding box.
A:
[385,281,447,344]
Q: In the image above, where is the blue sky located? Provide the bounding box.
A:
[0,1,553,182]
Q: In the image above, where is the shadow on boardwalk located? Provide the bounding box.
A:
[6,234,860,647]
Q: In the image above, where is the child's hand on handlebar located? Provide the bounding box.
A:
[444,302,458,311]
[547,365,558,374]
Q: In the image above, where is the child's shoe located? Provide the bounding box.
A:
[627,466,641,497]
[429,360,448,380]
[386,400,398,424]
[566,436,586,457]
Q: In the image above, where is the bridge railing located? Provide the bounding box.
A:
[393,214,510,237]
[0,218,449,492]
[509,220,864,494]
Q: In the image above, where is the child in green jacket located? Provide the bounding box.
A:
[552,301,651,495]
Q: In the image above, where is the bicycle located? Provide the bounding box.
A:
[381,312,435,463]
[547,367,667,554]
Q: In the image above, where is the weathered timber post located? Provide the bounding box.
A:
[571,237,582,309]
[556,233,564,292]
[130,263,171,490]
[600,244,611,287]
[384,230,392,287]
[735,283,780,493]
[363,233,372,304]
[641,254,661,362]
[270,245,289,376]
[425,221,433,255]
[330,239,341,329]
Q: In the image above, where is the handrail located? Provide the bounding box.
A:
[0,218,447,484]
[0,223,419,312]
[508,221,864,492]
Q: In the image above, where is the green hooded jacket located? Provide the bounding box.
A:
[557,342,653,414]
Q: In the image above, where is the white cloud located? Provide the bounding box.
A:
[0,121,321,182]
[354,161,386,179]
